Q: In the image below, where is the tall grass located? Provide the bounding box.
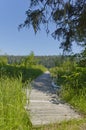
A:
[60,67,86,115]
[0,64,47,82]
[0,60,47,129]
[50,62,86,115]
[0,76,32,130]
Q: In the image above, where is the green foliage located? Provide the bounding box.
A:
[20,0,86,51]
[37,55,74,68]
[61,67,86,114]
[50,59,86,115]
[0,52,47,82]
[21,51,38,67]
[0,54,47,129]
[78,48,86,67]
[0,56,8,66]
[0,64,46,82]
[0,77,32,130]
[7,55,76,68]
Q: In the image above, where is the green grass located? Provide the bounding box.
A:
[50,66,86,115]
[48,65,86,130]
[1,62,86,130]
[0,77,32,130]
[0,64,47,129]
[0,64,47,82]
[63,90,86,115]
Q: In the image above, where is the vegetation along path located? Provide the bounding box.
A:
[26,71,81,126]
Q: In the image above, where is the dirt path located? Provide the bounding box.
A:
[26,71,81,125]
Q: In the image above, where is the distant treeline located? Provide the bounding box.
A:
[0,54,80,68]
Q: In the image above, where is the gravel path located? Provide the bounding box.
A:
[26,71,81,125]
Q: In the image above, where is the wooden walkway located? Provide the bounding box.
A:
[26,71,81,125]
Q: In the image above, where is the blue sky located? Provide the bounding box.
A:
[0,0,83,56]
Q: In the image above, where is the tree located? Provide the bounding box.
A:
[22,51,37,67]
[19,0,86,52]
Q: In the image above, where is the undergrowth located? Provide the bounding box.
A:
[0,61,46,129]
[50,61,86,115]
[0,64,47,82]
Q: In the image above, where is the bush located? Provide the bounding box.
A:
[50,61,86,114]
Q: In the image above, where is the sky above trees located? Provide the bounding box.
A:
[0,0,83,56]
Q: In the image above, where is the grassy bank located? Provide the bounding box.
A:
[1,55,86,129]
[48,59,86,129]
[50,64,86,116]
[0,77,32,130]
[0,64,47,82]
[0,63,47,129]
